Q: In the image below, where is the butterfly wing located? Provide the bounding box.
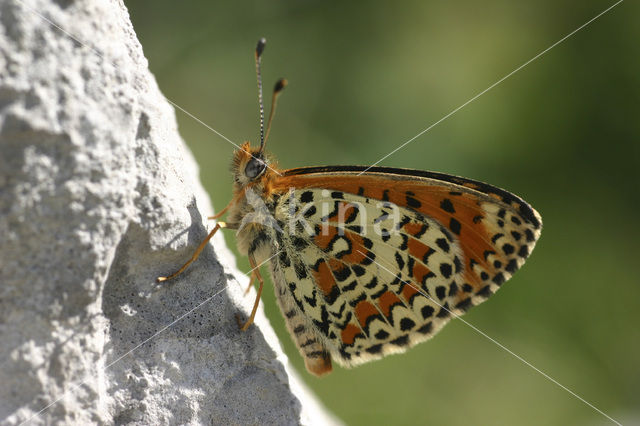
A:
[267,166,541,374]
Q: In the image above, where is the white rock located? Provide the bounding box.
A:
[0,0,338,424]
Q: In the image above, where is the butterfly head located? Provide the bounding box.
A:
[231,141,272,187]
[230,38,287,188]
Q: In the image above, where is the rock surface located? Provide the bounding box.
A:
[0,0,336,424]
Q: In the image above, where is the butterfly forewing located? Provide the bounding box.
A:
[267,167,541,372]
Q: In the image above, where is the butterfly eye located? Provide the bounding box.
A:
[245,157,266,179]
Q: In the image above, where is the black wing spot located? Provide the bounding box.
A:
[396,215,411,230]
[349,292,367,308]
[491,233,504,244]
[300,191,314,203]
[414,224,428,239]
[332,265,352,282]
[436,238,450,253]
[329,302,346,319]
[511,231,522,241]
[352,264,366,277]
[436,303,450,318]
[366,344,383,354]
[363,237,374,249]
[423,247,435,264]
[312,305,330,336]
[304,290,318,307]
[300,339,317,348]
[525,229,535,242]
[338,348,352,360]
[371,284,389,301]
[365,276,378,289]
[294,262,307,279]
[292,236,308,250]
[306,350,328,358]
[345,207,359,224]
[439,263,453,279]
[406,256,416,277]
[417,322,433,334]
[325,285,340,305]
[390,335,409,347]
[453,256,463,273]
[506,259,518,273]
[331,191,344,199]
[279,251,291,267]
[435,286,446,300]
[375,329,389,340]
[361,251,375,265]
[449,218,461,235]
[476,285,492,297]
[502,243,515,255]
[511,216,522,225]
[342,280,358,292]
[483,250,496,260]
[303,205,317,218]
[421,271,436,286]
[440,198,455,213]
[399,234,409,250]
[334,236,353,259]
[421,305,434,319]
[400,317,416,331]
[455,298,473,312]
[406,192,421,209]
[493,273,506,286]
[311,258,324,272]
[518,245,530,258]
[448,281,459,296]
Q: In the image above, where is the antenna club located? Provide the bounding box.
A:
[274,78,288,93]
[256,38,266,57]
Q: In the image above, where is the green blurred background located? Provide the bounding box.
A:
[126,1,639,424]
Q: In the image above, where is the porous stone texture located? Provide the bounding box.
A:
[0,0,336,424]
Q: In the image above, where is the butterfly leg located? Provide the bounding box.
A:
[239,254,264,331]
[157,222,224,282]
[208,187,248,220]
[244,272,255,295]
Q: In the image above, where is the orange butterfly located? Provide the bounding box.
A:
[158,38,542,376]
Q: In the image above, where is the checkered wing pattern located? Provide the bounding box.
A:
[267,167,541,375]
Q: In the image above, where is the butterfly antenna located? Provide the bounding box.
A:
[264,78,288,147]
[255,38,266,152]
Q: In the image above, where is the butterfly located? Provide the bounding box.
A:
[158,38,542,376]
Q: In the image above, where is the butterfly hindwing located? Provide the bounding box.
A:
[268,167,541,370]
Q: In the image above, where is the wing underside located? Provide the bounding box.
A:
[267,168,541,369]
